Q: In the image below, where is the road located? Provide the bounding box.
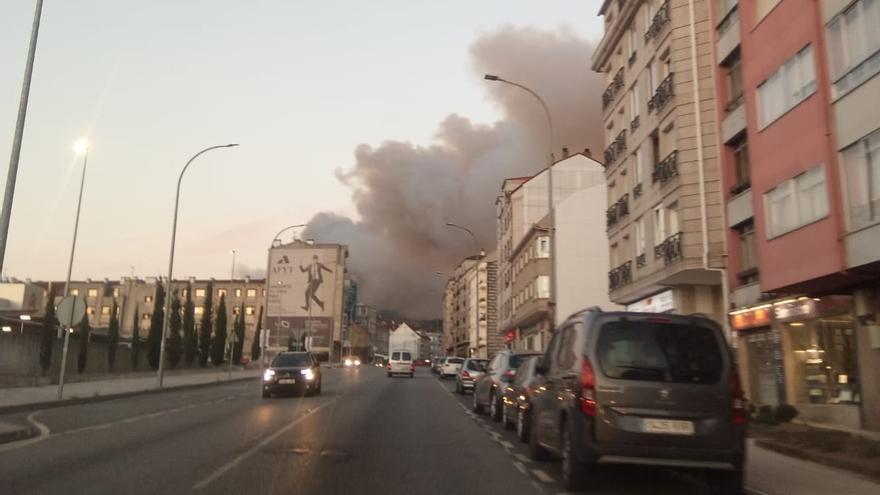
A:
[0,366,741,494]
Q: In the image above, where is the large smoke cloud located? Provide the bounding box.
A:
[302,26,603,318]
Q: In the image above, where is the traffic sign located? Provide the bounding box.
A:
[57,296,86,327]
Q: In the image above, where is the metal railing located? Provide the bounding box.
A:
[609,261,633,291]
[633,182,643,199]
[630,115,640,132]
[605,193,630,229]
[651,150,678,185]
[602,67,625,110]
[603,129,628,166]
[636,253,647,268]
[644,1,670,44]
[648,72,674,113]
[653,232,683,265]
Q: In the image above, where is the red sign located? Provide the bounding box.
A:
[504,328,518,343]
[730,307,771,331]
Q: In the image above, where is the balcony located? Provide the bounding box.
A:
[630,115,640,133]
[721,99,746,144]
[633,182,643,199]
[647,73,674,113]
[644,1,670,44]
[606,193,630,229]
[651,150,678,185]
[653,232,683,266]
[609,261,633,291]
[602,67,625,110]
[628,50,637,67]
[636,253,647,269]
[603,129,627,166]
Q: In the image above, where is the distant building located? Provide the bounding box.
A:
[388,323,421,358]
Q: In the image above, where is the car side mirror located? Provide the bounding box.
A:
[534,357,549,376]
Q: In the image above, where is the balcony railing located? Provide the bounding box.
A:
[636,253,647,269]
[630,115,640,132]
[603,129,627,166]
[609,261,633,291]
[602,67,625,110]
[644,1,670,44]
[653,232,683,266]
[651,150,678,185]
[628,50,637,67]
[648,72,674,113]
[633,182,643,199]
[606,193,630,229]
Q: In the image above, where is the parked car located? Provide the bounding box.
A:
[456,358,488,394]
[473,350,542,423]
[431,357,444,374]
[501,355,542,442]
[262,351,322,398]
[387,350,414,378]
[527,308,746,493]
[439,357,464,379]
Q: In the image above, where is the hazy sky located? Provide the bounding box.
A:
[0,1,603,282]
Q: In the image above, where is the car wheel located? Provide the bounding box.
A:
[262,390,271,399]
[472,390,484,414]
[502,404,515,431]
[315,379,322,395]
[489,391,502,422]
[516,407,529,442]
[456,382,462,394]
[387,372,392,377]
[561,424,588,491]
[528,413,549,460]
[708,469,744,495]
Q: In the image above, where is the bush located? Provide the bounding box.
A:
[854,438,880,458]
[775,404,799,423]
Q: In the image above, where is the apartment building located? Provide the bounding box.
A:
[442,279,455,354]
[446,254,493,358]
[593,0,727,323]
[506,216,552,351]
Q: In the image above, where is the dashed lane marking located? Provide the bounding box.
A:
[514,453,530,463]
[513,461,528,475]
[532,469,554,483]
[500,440,514,449]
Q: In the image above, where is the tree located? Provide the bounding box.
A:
[131,308,141,370]
[250,305,263,362]
[107,300,120,371]
[76,315,91,374]
[147,281,166,370]
[167,291,182,368]
[183,283,197,366]
[232,303,245,364]
[198,282,214,367]
[210,294,228,366]
[39,285,57,373]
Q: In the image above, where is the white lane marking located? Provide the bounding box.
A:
[500,440,514,449]
[0,411,51,453]
[745,488,771,495]
[514,453,531,463]
[513,461,528,475]
[532,469,554,483]
[191,400,334,490]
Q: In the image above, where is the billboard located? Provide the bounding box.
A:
[265,243,345,353]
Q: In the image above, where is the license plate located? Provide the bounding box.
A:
[641,419,695,435]
[278,378,296,384]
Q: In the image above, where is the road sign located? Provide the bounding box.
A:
[56,295,86,327]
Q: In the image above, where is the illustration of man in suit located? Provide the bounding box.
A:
[300,255,332,312]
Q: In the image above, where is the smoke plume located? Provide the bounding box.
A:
[302,26,603,318]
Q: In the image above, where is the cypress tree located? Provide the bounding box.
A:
[198,282,214,367]
[183,283,197,366]
[107,300,120,371]
[147,280,166,370]
[210,294,228,366]
[167,291,182,368]
[39,285,57,373]
[76,315,91,374]
[131,308,141,370]
[232,303,245,364]
[250,305,263,362]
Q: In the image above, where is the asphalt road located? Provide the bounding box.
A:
[0,366,726,495]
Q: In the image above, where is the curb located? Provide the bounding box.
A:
[755,439,880,484]
[0,374,260,417]
[0,424,37,444]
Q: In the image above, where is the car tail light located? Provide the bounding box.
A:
[462,370,470,378]
[387,363,392,370]
[502,369,515,379]
[579,356,596,416]
[410,364,415,372]
[731,365,748,425]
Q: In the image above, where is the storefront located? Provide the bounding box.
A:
[626,289,674,313]
[730,305,785,407]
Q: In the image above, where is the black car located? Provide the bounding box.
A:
[262,351,322,398]
[527,308,745,493]
[472,350,542,422]
[500,355,541,442]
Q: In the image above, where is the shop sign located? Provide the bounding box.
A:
[504,328,518,343]
[626,290,674,313]
[773,299,816,321]
[730,305,772,331]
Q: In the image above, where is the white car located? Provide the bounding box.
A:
[387,350,414,378]
[439,357,464,379]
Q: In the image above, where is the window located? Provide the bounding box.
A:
[234,288,242,297]
[536,276,550,299]
[649,58,660,91]
[653,204,666,245]
[233,306,241,315]
[842,128,880,230]
[87,306,95,315]
[195,306,204,316]
[629,87,639,122]
[112,288,120,298]
[143,313,151,320]
[557,325,578,370]
[628,27,637,58]
[195,288,206,298]
[217,289,227,298]
[738,221,758,283]
[70,288,79,296]
[181,288,188,298]
[635,146,645,184]
[537,236,550,258]
[765,164,829,237]
[87,289,98,298]
[101,306,111,316]
[635,216,646,255]
[245,306,256,315]
[247,288,257,298]
[826,0,880,97]
[757,45,816,129]
[726,54,743,108]
[144,296,153,303]
[732,137,751,187]
[644,1,657,32]
[755,0,782,23]
[651,131,660,167]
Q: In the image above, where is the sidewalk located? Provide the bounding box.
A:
[746,439,880,495]
[0,368,262,412]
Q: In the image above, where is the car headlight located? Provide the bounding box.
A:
[263,369,276,382]
[354,360,361,366]
[300,369,315,381]
[344,358,353,367]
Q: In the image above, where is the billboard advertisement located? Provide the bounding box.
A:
[265,244,345,353]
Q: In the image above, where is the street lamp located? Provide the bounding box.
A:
[445,222,484,257]
[271,224,306,247]
[57,137,90,400]
[230,249,236,280]
[484,73,557,327]
[157,144,238,389]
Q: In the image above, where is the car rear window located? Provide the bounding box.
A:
[447,358,464,364]
[596,321,723,384]
[509,353,540,370]
[392,352,401,360]
[273,353,312,367]
[467,360,486,371]
[402,352,412,361]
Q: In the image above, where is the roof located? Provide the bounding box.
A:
[507,152,603,196]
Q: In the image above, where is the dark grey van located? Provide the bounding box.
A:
[528,308,746,493]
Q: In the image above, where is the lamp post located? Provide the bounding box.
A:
[230,249,236,280]
[57,138,90,400]
[157,144,238,389]
[444,222,484,258]
[484,74,557,335]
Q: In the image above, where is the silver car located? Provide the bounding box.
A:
[456,358,488,394]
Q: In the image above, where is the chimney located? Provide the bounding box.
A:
[561,147,569,159]
[583,148,592,158]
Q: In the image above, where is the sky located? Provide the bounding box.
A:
[0,0,604,288]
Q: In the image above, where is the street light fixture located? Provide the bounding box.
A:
[230,249,236,280]
[271,224,306,247]
[157,143,239,389]
[484,73,557,325]
[445,222,484,257]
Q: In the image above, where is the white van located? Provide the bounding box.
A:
[387,350,414,378]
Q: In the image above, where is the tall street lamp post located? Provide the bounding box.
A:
[444,222,484,258]
[484,74,556,333]
[57,138,90,400]
[157,144,238,389]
